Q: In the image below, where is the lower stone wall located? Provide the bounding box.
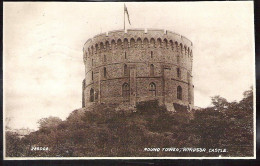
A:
[83,76,191,107]
[165,79,189,105]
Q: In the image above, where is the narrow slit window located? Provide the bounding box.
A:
[177,68,181,78]
[124,64,128,76]
[104,67,107,78]
[150,64,154,76]
[90,88,94,102]
[177,86,182,100]
[104,55,106,62]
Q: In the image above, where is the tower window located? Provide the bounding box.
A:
[103,67,107,78]
[149,82,156,96]
[92,59,94,66]
[104,55,106,62]
[125,52,127,59]
[177,86,182,100]
[122,83,130,100]
[177,68,181,78]
[91,71,93,80]
[124,64,128,76]
[150,64,154,76]
[90,88,94,102]
[151,51,153,58]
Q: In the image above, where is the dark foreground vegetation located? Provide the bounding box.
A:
[6,88,253,157]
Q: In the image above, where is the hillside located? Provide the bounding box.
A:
[6,88,253,157]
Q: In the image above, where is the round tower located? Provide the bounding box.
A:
[82,29,194,109]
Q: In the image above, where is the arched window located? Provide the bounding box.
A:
[103,67,107,78]
[117,39,122,48]
[163,39,168,48]
[150,38,155,47]
[175,42,178,53]
[157,38,162,47]
[151,51,153,58]
[177,68,181,78]
[149,82,156,96]
[91,71,93,80]
[130,38,135,48]
[124,64,128,76]
[124,38,128,48]
[143,38,149,48]
[90,88,94,102]
[177,86,182,100]
[137,38,142,48]
[150,64,154,76]
[105,41,109,50]
[169,40,174,50]
[104,55,106,62]
[100,42,104,51]
[180,43,183,55]
[95,44,98,53]
[122,83,130,99]
[111,40,116,50]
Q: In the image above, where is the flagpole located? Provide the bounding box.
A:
[124,4,125,31]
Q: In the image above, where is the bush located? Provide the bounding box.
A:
[5,89,254,157]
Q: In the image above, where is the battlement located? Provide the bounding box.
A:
[83,28,193,51]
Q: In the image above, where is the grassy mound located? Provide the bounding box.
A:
[6,89,254,157]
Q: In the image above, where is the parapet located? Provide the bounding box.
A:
[83,28,193,60]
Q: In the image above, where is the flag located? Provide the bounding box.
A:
[124,4,131,25]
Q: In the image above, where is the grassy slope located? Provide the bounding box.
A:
[6,94,254,157]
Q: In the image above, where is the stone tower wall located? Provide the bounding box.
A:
[82,29,194,108]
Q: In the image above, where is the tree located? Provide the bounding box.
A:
[37,116,62,129]
[6,131,26,157]
[211,95,229,110]
[243,86,253,99]
[222,87,254,156]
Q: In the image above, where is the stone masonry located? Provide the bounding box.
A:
[82,29,194,109]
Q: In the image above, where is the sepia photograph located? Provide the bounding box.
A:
[3,1,255,159]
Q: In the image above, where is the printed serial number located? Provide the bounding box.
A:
[31,146,49,151]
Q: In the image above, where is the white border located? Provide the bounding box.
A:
[3,1,256,160]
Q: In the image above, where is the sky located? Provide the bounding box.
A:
[3,2,254,130]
